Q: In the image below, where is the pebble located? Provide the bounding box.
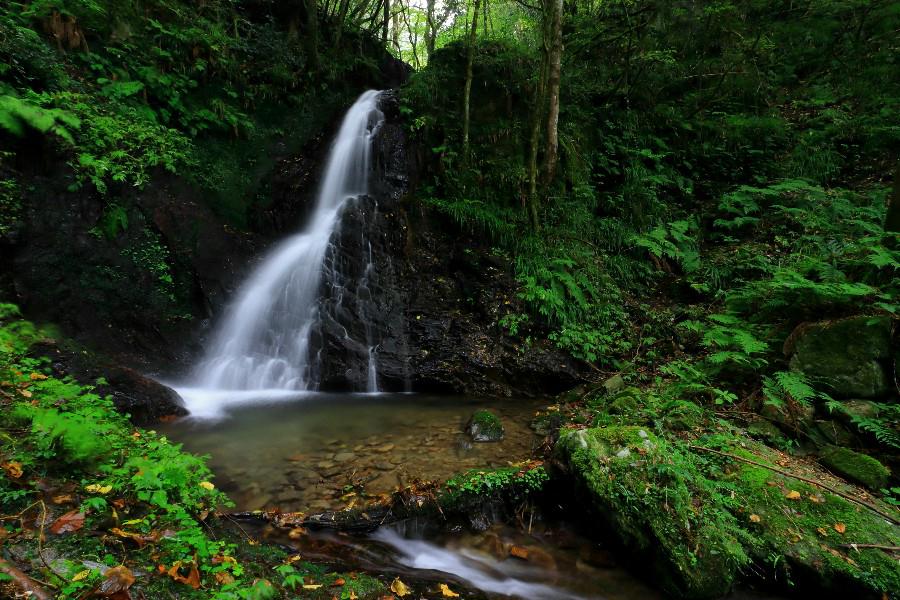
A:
[333,452,356,463]
[374,443,395,453]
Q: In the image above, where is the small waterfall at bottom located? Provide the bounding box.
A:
[178,90,386,418]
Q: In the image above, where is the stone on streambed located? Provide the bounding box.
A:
[465,410,504,442]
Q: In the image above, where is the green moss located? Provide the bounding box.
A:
[722,441,900,596]
[466,409,504,442]
[820,445,890,490]
[557,426,751,599]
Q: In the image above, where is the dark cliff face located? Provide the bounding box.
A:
[304,92,583,396]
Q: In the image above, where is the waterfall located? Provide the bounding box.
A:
[178,90,385,417]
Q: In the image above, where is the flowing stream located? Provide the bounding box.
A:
[177,90,385,418]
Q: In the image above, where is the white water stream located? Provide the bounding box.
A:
[178,90,385,418]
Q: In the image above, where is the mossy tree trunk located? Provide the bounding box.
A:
[542,0,563,184]
[462,0,481,155]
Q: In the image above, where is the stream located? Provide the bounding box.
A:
[163,395,785,600]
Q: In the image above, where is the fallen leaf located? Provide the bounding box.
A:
[809,494,825,504]
[439,583,460,597]
[109,527,159,548]
[785,490,801,500]
[215,571,235,585]
[19,389,32,398]
[2,461,23,478]
[834,523,846,534]
[816,527,829,536]
[199,481,215,491]
[333,578,346,586]
[167,561,201,589]
[390,577,411,597]
[96,565,135,597]
[49,510,85,535]
[85,483,113,495]
[509,545,529,559]
[72,570,91,582]
[288,527,308,539]
[302,584,323,590]
[51,494,74,505]
[749,514,761,523]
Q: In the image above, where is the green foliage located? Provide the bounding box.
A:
[443,465,549,506]
[826,400,900,450]
[0,90,79,143]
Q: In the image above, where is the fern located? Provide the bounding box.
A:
[0,93,80,144]
[826,400,900,450]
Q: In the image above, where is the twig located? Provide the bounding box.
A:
[36,500,66,585]
[840,543,900,552]
[0,557,53,600]
[689,445,900,525]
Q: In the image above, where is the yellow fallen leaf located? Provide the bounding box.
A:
[2,461,23,478]
[85,484,112,494]
[30,373,47,380]
[72,570,91,582]
[302,584,322,590]
[785,490,801,500]
[816,527,829,536]
[834,522,846,534]
[199,481,215,490]
[439,583,460,597]
[749,514,761,523]
[19,389,32,398]
[390,577,411,597]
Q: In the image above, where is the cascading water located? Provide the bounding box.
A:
[178,90,385,418]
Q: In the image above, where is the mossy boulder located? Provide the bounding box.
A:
[820,445,891,490]
[558,426,900,598]
[787,316,892,399]
[556,426,749,599]
[465,410,504,442]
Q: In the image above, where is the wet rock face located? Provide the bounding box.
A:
[310,91,583,396]
[786,316,893,399]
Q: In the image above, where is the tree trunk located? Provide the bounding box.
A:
[426,0,437,59]
[542,0,563,183]
[527,46,548,231]
[462,0,481,154]
[305,0,319,71]
[886,163,900,233]
[392,9,400,55]
[382,0,390,44]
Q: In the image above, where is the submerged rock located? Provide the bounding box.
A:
[786,316,892,399]
[466,410,504,442]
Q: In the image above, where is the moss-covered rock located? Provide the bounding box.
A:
[788,316,892,398]
[820,445,891,490]
[723,440,900,597]
[465,410,504,442]
[557,423,900,599]
[556,426,750,599]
